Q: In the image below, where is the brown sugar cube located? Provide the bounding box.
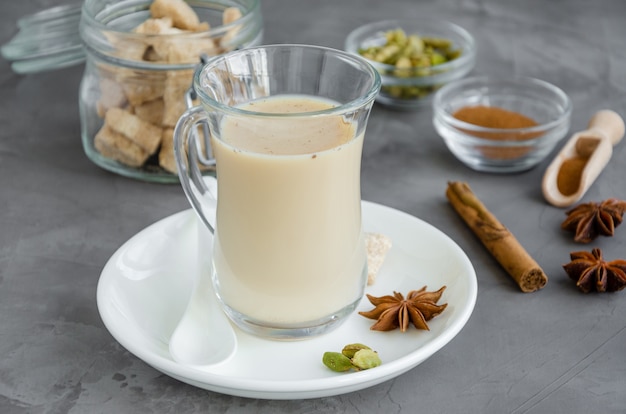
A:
[96,77,127,118]
[365,233,392,285]
[162,69,194,127]
[95,124,150,167]
[119,41,148,61]
[222,7,242,25]
[104,31,147,61]
[118,69,166,107]
[219,7,243,50]
[194,21,210,32]
[219,30,238,52]
[150,0,201,30]
[159,127,213,174]
[164,37,218,63]
[158,128,177,173]
[150,30,185,61]
[133,17,174,34]
[143,46,163,62]
[105,107,162,155]
[133,99,165,126]
[144,27,187,60]
[133,16,188,61]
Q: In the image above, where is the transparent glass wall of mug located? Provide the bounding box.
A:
[174,44,381,339]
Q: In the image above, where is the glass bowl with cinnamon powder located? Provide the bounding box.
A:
[432,76,572,173]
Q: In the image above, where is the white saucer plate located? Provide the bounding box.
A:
[97,201,477,400]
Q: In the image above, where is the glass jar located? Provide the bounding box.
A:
[78,0,263,182]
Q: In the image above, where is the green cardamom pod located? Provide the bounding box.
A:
[351,349,382,370]
[341,343,371,359]
[322,352,354,372]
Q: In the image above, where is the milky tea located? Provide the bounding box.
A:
[211,95,367,328]
[174,44,380,338]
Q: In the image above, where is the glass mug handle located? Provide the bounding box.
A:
[173,105,217,234]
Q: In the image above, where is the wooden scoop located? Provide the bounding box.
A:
[542,110,625,207]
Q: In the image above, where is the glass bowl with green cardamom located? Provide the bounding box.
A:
[345,19,476,110]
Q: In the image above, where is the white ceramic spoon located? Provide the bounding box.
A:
[168,177,237,366]
[542,110,625,207]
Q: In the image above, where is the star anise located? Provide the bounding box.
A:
[358,286,447,332]
[563,248,626,293]
[561,198,626,243]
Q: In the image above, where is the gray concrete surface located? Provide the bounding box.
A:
[1,0,625,412]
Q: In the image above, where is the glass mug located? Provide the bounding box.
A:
[174,44,381,339]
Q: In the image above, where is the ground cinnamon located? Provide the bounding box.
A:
[556,156,588,196]
[453,105,540,160]
[446,181,548,293]
[453,106,538,130]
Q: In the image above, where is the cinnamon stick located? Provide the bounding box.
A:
[446,181,547,292]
